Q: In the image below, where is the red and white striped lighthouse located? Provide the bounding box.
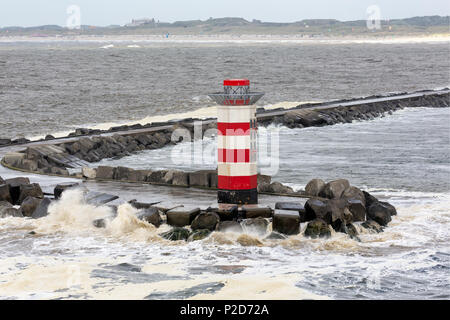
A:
[209,79,264,205]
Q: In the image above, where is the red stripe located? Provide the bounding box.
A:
[218,148,250,163]
[224,99,251,105]
[218,175,257,190]
[224,79,250,86]
[217,122,250,136]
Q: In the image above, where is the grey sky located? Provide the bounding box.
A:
[1,0,449,27]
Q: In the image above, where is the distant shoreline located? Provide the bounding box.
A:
[0,33,449,44]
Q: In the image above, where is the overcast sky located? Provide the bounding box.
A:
[1,0,449,27]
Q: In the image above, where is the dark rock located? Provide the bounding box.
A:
[218,220,243,233]
[5,177,30,204]
[171,171,189,187]
[0,138,12,146]
[257,174,272,186]
[267,182,294,194]
[114,166,133,180]
[32,198,52,219]
[304,219,331,239]
[362,220,384,233]
[188,229,211,241]
[379,201,397,216]
[20,196,42,217]
[0,206,23,218]
[363,191,379,208]
[128,170,151,182]
[211,205,238,221]
[272,210,300,235]
[96,166,115,180]
[305,179,326,196]
[188,170,213,188]
[367,202,393,226]
[93,218,107,228]
[347,199,366,222]
[342,186,366,205]
[191,211,220,231]
[243,206,273,219]
[18,183,43,204]
[137,207,162,228]
[54,182,80,199]
[160,227,190,241]
[264,232,287,240]
[44,135,55,140]
[304,198,331,223]
[275,202,305,214]
[328,198,353,226]
[0,176,4,184]
[319,179,350,199]
[166,207,200,227]
[241,217,269,235]
[0,184,12,204]
[148,170,168,184]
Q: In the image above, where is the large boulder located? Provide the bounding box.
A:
[191,212,220,231]
[148,170,168,184]
[54,182,80,199]
[0,184,12,204]
[31,198,52,219]
[241,217,269,236]
[305,179,326,197]
[267,182,294,194]
[243,206,273,219]
[0,206,23,218]
[82,167,97,179]
[346,199,366,222]
[272,210,300,235]
[304,219,331,239]
[328,198,353,227]
[342,186,365,205]
[96,166,115,180]
[5,177,30,204]
[172,171,189,187]
[363,191,379,208]
[367,202,393,226]
[18,183,43,204]
[128,170,151,182]
[160,227,190,241]
[2,152,26,167]
[136,207,162,228]
[20,196,42,217]
[166,207,200,227]
[189,170,213,188]
[304,199,331,223]
[114,166,133,180]
[319,179,350,199]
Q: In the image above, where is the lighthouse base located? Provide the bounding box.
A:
[218,189,258,205]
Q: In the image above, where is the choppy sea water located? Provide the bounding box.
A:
[0,41,449,139]
[0,41,449,300]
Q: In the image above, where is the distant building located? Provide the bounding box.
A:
[125,18,156,27]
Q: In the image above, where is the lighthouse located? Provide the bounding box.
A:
[209,79,264,205]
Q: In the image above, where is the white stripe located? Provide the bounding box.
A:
[217,105,256,123]
[218,163,257,176]
[218,135,251,149]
